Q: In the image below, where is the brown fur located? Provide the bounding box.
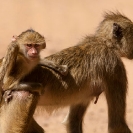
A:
[0,11,133,133]
[0,90,44,133]
[0,29,68,100]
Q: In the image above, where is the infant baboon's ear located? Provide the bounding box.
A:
[11,35,18,42]
[113,23,123,39]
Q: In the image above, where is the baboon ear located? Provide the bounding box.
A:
[113,23,123,38]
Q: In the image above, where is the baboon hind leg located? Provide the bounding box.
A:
[66,103,89,133]
[105,82,131,133]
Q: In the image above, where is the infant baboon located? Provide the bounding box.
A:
[0,29,68,101]
[1,11,133,133]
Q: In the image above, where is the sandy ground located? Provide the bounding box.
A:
[0,0,133,132]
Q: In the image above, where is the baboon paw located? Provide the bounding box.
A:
[58,65,68,76]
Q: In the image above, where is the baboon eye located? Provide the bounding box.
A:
[26,44,32,48]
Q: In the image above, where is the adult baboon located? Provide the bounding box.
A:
[1,11,133,133]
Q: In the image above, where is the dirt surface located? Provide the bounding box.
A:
[0,0,133,132]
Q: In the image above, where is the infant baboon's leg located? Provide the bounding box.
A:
[66,103,89,133]
[0,90,43,133]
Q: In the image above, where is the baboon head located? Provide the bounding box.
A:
[96,11,133,59]
[12,29,46,61]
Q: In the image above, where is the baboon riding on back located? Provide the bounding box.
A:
[0,11,133,133]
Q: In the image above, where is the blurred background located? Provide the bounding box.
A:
[0,0,133,132]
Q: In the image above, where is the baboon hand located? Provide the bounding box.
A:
[57,65,68,76]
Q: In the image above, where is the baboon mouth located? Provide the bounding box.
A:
[28,56,39,61]
[30,56,38,58]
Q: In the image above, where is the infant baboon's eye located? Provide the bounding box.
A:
[26,44,32,48]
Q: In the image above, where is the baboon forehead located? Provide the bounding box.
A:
[103,11,132,25]
[17,29,45,44]
[96,11,133,37]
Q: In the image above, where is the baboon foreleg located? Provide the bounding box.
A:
[66,103,89,133]
[0,42,19,81]
[0,42,19,102]
[105,81,131,133]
